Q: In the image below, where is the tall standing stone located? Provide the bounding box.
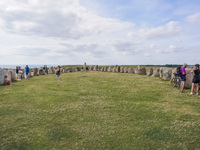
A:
[33,68,38,76]
[120,67,124,73]
[72,67,76,72]
[39,67,45,75]
[107,67,112,72]
[8,69,16,81]
[0,68,6,85]
[49,67,55,74]
[147,68,153,76]
[128,67,134,73]
[117,66,120,72]
[77,66,81,71]
[44,65,48,74]
[90,66,94,71]
[69,67,73,72]
[113,67,116,73]
[84,62,86,71]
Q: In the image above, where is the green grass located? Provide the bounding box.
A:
[0,71,200,150]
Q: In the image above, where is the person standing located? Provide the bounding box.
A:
[180,63,188,93]
[56,66,61,86]
[16,66,19,79]
[25,65,30,79]
[190,64,199,95]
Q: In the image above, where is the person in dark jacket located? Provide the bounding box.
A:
[190,64,199,95]
[55,66,61,86]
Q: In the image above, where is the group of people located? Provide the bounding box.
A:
[180,63,199,95]
[16,65,30,80]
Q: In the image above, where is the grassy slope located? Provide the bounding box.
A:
[0,72,200,150]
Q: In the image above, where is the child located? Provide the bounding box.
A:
[4,76,12,85]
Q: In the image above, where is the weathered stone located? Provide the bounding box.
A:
[113,67,116,72]
[104,67,107,72]
[39,67,45,75]
[77,66,81,71]
[60,68,63,73]
[124,67,128,73]
[0,68,6,85]
[33,68,38,76]
[159,67,164,78]
[72,67,76,72]
[8,69,16,81]
[84,62,86,71]
[135,67,146,75]
[66,68,69,72]
[49,67,55,74]
[69,67,73,72]
[162,68,172,81]
[107,67,111,72]
[128,67,134,73]
[117,66,120,72]
[120,67,124,73]
[185,69,193,88]
[101,67,104,71]
[44,65,48,74]
[151,68,160,77]
[90,66,94,71]
[147,68,153,76]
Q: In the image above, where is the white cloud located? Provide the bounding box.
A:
[0,0,133,39]
[155,45,178,54]
[144,53,150,57]
[186,12,200,25]
[129,21,182,39]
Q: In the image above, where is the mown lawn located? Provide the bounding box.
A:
[0,71,200,150]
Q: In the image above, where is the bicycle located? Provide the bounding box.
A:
[171,73,181,89]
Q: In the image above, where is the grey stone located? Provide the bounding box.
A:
[124,67,128,73]
[8,69,16,81]
[120,67,124,73]
[151,68,160,77]
[72,67,76,72]
[49,67,55,74]
[90,66,94,71]
[69,67,73,72]
[107,67,112,72]
[135,67,146,75]
[39,67,45,75]
[113,67,116,72]
[128,67,134,73]
[147,68,153,76]
[185,69,193,88]
[162,68,172,81]
[0,68,6,85]
[117,66,120,72]
[84,62,86,71]
[33,68,38,76]
[77,66,81,71]
[104,67,107,72]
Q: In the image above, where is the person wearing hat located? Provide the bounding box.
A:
[190,64,199,95]
[180,63,188,93]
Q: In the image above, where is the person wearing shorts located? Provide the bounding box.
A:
[56,66,61,86]
[180,63,188,93]
[25,65,29,79]
[190,64,199,95]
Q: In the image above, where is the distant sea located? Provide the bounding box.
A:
[0,64,60,69]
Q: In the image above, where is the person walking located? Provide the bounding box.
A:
[180,63,188,93]
[190,64,199,95]
[56,66,61,86]
[25,65,30,79]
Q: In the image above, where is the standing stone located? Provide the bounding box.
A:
[60,68,63,73]
[66,68,69,73]
[124,67,128,73]
[101,67,104,71]
[162,68,172,81]
[49,67,55,74]
[90,66,94,71]
[120,67,124,73]
[77,66,81,71]
[171,68,177,79]
[107,67,112,72]
[159,67,165,78]
[72,67,76,72]
[104,67,107,72]
[44,65,48,74]
[135,67,146,75]
[0,68,6,85]
[39,67,45,75]
[84,62,86,71]
[8,69,16,81]
[185,69,193,88]
[33,68,38,76]
[147,68,153,76]
[113,67,116,73]
[128,67,134,73]
[69,67,73,72]
[151,68,160,77]
[117,66,120,72]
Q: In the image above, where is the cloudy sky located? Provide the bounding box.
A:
[0,0,199,65]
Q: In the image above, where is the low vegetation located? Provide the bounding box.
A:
[0,71,199,150]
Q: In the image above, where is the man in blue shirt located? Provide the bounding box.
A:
[25,65,30,79]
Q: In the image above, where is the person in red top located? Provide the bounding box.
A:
[4,76,12,85]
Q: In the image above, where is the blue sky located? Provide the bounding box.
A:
[0,0,200,65]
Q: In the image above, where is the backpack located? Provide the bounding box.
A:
[177,66,182,77]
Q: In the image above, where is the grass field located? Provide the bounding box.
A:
[0,71,200,150]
